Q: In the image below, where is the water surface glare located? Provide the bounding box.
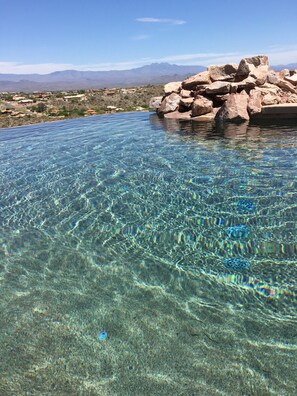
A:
[0,113,296,395]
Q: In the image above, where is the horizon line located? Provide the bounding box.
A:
[1,47,297,74]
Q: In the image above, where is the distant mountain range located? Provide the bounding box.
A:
[0,63,206,92]
[0,62,296,92]
[272,63,297,71]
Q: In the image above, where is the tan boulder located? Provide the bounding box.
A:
[231,76,257,93]
[208,64,238,82]
[215,91,250,122]
[259,82,282,92]
[262,92,280,105]
[286,93,297,103]
[164,110,191,120]
[251,66,269,85]
[179,97,194,112]
[194,84,209,96]
[277,80,296,93]
[279,92,297,104]
[253,85,281,106]
[248,89,262,115]
[182,71,210,89]
[278,69,290,79]
[267,71,280,85]
[205,81,231,95]
[214,94,230,104]
[158,93,181,115]
[284,74,297,86]
[236,55,269,81]
[191,95,213,116]
[164,81,182,94]
[192,111,217,122]
[149,96,163,110]
[180,89,192,98]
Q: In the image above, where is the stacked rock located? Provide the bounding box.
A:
[149,55,297,123]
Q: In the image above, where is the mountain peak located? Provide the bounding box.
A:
[0,63,206,92]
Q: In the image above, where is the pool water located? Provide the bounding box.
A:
[0,113,296,395]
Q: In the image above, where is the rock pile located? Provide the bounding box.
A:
[149,55,297,122]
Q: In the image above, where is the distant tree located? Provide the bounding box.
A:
[36,102,47,112]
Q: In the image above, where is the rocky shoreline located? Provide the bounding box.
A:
[149,55,297,123]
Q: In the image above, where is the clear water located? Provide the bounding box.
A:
[0,113,296,395]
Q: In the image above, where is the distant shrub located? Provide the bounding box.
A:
[34,102,47,113]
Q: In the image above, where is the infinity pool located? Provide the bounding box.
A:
[0,113,296,395]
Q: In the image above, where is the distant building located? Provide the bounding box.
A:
[18,99,34,104]
[121,88,137,94]
[103,89,117,96]
[63,94,86,101]
[12,95,26,101]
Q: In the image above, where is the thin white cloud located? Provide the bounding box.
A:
[136,17,186,25]
[262,45,297,65]
[131,34,151,41]
[0,61,75,74]
[1,45,297,74]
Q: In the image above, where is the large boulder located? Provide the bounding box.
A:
[215,91,250,122]
[284,74,297,86]
[192,111,217,121]
[259,82,282,93]
[208,64,238,82]
[205,81,231,95]
[254,84,281,105]
[248,89,262,115]
[285,93,297,103]
[164,81,182,94]
[149,96,163,110]
[277,80,296,93]
[262,92,280,105]
[231,76,257,93]
[251,67,269,85]
[194,84,209,96]
[164,110,191,120]
[278,69,290,79]
[180,89,192,98]
[182,71,210,90]
[267,71,280,85]
[236,55,269,82]
[158,93,181,115]
[179,97,194,112]
[191,96,213,116]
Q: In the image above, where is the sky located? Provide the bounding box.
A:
[1,0,297,74]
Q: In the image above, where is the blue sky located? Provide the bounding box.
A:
[1,0,297,74]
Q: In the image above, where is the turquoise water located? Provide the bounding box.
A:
[0,113,296,395]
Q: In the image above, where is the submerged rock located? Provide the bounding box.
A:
[236,198,255,212]
[226,225,250,239]
[224,258,250,271]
